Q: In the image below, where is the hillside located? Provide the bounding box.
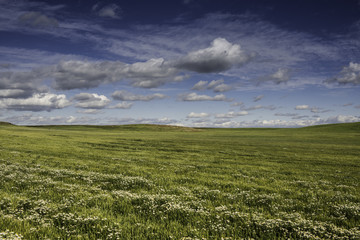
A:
[300,122,360,133]
[0,121,13,126]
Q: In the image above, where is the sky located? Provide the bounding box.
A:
[0,0,359,127]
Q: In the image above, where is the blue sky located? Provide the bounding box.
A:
[0,0,359,127]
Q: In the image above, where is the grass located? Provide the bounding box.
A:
[0,122,359,239]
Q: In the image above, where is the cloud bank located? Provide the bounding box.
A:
[178,92,231,101]
[0,93,70,111]
[112,90,167,101]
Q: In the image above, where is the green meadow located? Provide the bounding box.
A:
[0,122,359,239]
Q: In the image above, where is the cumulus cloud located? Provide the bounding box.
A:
[178,92,231,101]
[0,89,27,98]
[72,93,110,109]
[253,95,264,102]
[270,68,291,83]
[93,3,122,19]
[109,102,133,109]
[125,58,178,88]
[17,12,58,28]
[51,61,121,90]
[256,68,291,84]
[112,90,167,101]
[0,38,252,92]
[326,62,360,85]
[295,105,310,110]
[51,58,178,90]
[0,57,176,94]
[191,79,233,92]
[175,38,254,73]
[187,112,210,118]
[0,70,49,98]
[191,80,208,91]
[213,83,233,92]
[215,111,248,118]
[0,93,70,111]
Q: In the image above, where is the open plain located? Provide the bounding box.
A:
[0,122,359,239]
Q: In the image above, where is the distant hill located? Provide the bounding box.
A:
[5,122,360,132]
[30,124,201,132]
[300,122,360,133]
[0,121,14,126]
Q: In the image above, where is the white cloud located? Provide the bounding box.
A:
[207,79,224,89]
[175,38,254,73]
[191,79,233,92]
[295,105,310,110]
[215,111,248,118]
[77,109,102,114]
[73,93,110,109]
[213,83,233,92]
[317,115,360,124]
[0,93,70,111]
[191,80,208,90]
[0,89,26,98]
[270,68,291,84]
[126,58,178,88]
[187,112,210,118]
[255,68,291,85]
[112,90,167,101]
[327,62,360,85]
[178,92,231,101]
[202,115,360,128]
[109,102,133,109]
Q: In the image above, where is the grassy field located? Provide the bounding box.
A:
[0,122,359,239]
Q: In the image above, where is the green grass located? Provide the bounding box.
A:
[0,122,359,239]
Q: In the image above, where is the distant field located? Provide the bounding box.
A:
[0,122,359,239]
